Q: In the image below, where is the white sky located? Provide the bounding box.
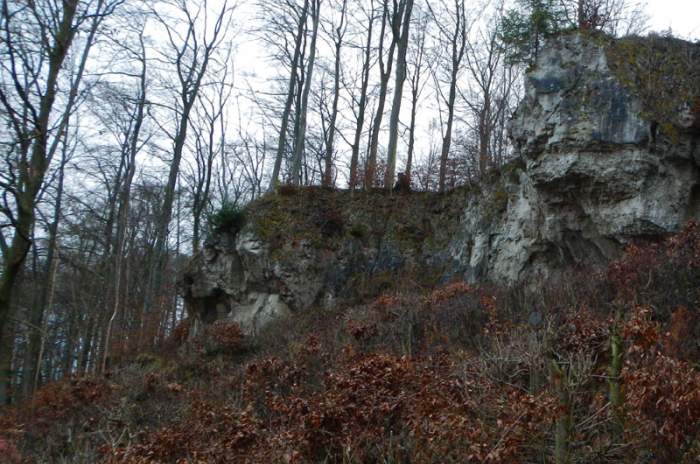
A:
[231,0,700,119]
[646,0,700,39]
[230,0,700,96]
[230,0,700,132]
[124,0,700,191]
[221,0,700,186]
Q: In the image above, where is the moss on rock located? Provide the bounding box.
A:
[604,34,700,135]
[244,187,473,257]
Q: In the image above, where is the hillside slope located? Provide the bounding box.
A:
[2,223,700,462]
[2,31,700,464]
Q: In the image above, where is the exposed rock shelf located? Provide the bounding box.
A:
[182,32,700,333]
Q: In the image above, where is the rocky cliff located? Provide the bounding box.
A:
[182,32,700,333]
[182,189,471,334]
[468,32,700,282]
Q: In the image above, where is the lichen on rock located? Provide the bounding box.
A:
[494,31,700,282]
[604,33,700,137]
[181,187,475,334]
[182,32,700,333]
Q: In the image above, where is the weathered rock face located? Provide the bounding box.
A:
[182,190,469,334]
[182,230,292,336]
[469,32,700,283]
[182,33,700,333]
[452,33,700,283]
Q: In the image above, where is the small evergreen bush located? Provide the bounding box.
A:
[349,223,369,239]
[208,202,246,233]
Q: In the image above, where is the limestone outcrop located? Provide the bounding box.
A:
[463,32,700,282]
[182,32,700,333]
[181,190,468,333]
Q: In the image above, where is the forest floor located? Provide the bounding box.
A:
[2,222,700,463]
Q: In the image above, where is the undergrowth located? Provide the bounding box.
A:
[2,223,700,463]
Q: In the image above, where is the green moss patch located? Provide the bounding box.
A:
[604,34,700,136]
[244,187,474,254]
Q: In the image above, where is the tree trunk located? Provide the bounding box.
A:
[32,245,60,393]
[384,0,414,189]
[438,76,457,192]
[435,1,466,192]
[406,84,419,178]
[577,0,585,28]
[405,8,427,179]
[349,1,374,189]
[78,315,96,375]
[551,359,572,464]
[148,1,231,330]
[365,3,399,189]
[269,0,309,190]
[291,0,321,186]
[102,46,146,373]
[62,304,77,377]
[478,94,492,176]
[608,308,624,439]
[323,0,346,188]
[0,1,79,404]
[22,130,69,397]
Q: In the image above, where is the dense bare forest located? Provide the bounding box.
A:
[5,0,700,462]
[0,0,650,408]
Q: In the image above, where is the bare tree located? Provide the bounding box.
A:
[365,0,404,189]
[101,16,151,374]
[383,0,414,189]
[290,0,322,185]
[347,0,376,189]
[20,114,73,397]
[405,4,430,179]
[185,55,233,254]
[265,0,310,190]
[462,2,519,176]
[147,0,234,329]
[0,0,123,404]
[563,0,647,34]
[320,0,348,187]
[428,0,469,192]
[228,104,269,203]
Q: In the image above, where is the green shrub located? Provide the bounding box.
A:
[208,203,246,233]
[349,223,369,240]
[135,353,163,368]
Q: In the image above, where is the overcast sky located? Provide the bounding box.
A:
[232,0,700,119]
[221,0,700,184]
[647,0,700,39]
[232,0,700,107]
